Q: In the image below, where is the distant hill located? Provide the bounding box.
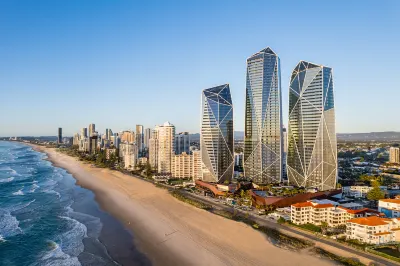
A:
[337,132,400,142]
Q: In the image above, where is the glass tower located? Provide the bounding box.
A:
[244,47,283,184]
[287,61,337,191]
[201,84,234,183]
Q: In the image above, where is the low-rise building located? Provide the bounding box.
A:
[378,199,400,218]
[105,148,116,160]
[342,186,372,198]
[291,201,380,227]
[346,216,400,244]
[138,157,148,165]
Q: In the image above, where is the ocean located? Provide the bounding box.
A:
[0,141,150,266]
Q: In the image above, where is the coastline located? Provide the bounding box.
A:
[30,144,335,266]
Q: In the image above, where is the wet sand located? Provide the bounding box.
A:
[32,145,336,266]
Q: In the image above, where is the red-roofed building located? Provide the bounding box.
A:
[346,216,400,244]
[291,201,381,227]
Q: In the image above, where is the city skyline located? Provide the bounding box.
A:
[1,1,400,137]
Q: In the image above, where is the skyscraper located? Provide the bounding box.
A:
[156,122,175,174]
[58,128,62,144]
[149,129,159,169]
[144,128,151,149]
[244,47,283,184]
[136,125,144,156]
[105,128,109,140]
[389,147,400,164]
[81,128,88,138]
[88,124,95,137]
[200,84,234,183]
[175,132,190,155]
[287,61,337,191]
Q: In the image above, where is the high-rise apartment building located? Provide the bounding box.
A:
[144,128,151,149]
[120,131,135,143]
[58,128,63,144]
[201,84,234,183]
[149,129,159,169]
[389,147,400,164]
[81,128,88,138]
[88,124,96,137]
[287,61,337,191]
[136,125,144,156]
[89,133,98,154]
[155,122,175,174]
[119,143,138,169]
[175,132,190,155]
[244,47,283,184]
[105,128,113,140]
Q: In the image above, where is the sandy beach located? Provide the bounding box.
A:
[32,145,336,266]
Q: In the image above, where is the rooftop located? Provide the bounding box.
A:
[380,199,400,204]
[347,216,392,226]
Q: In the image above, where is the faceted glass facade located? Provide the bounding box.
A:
[201,84,234,183]
[287,61,337,191]
[244,47,283,184]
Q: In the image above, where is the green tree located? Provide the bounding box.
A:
[144,161,152,179]
[367,181,385,201]
[277,217,285,224]
[321,221,329,234]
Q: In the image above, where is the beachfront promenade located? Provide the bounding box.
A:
[178,191,399,266]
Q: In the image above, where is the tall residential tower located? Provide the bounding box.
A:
[200,84,234,183]
[287,61,337,191]
[244,47,283,184]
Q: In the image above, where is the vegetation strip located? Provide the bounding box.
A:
[313,247,366,266]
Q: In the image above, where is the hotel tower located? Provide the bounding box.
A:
[200,84,234,183]
[244,47,283,184]
[287,61,337,191]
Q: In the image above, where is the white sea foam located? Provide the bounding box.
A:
[12,189,24,196]
[32,241,81,266]
[45,189,61,199]
[57,216,87,257]
[67,208,103,239]
[8,199,36,212]
[29,183,40,193]
[0,235,5,242]
[0,177,14,183]
[0,210,22,238]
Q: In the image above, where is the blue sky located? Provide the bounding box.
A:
[1,0,399,137]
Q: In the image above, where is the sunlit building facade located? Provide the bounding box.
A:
[200,84,234,183]
[244,47,283,184]
[287,61,337,191]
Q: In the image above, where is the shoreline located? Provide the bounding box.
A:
[29,144,336,266]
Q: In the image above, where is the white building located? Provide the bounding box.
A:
[378,199,400,218]
[346,216,400,244]
[342,186,372,198]
[156,122,175,174]
[291,201,378,227]
[119,143,138,170]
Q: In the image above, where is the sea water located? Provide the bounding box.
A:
[0,141,146,266]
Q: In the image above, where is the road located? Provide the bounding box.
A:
[180,190,399,266]
[126,175,399,266]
